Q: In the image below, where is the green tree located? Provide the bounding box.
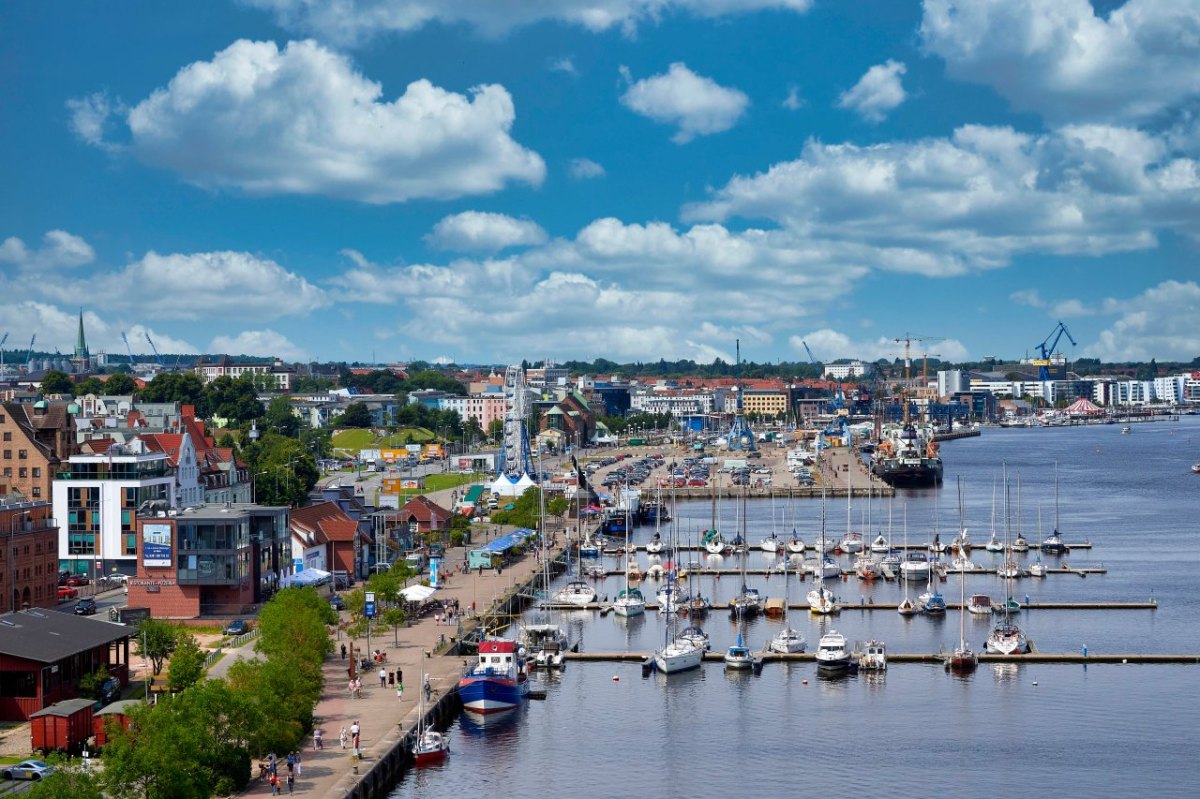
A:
[78,667,111,699]
[167,635,206,693]
[487,418,505,442]
[27,768,104,799]
[104,371,139,395]
[243,432,318,506]
[546,495,569,523]
[255,587,335,664]
[136,619,179,676]
[337,401,372,428]
[139,372,209,416]
[73,377,106,396]
[264,396,299,438]
[489,487,543,528]
[204,376,263,423]
[39,369,73,395]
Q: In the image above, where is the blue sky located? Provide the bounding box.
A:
[1,0,1197,366]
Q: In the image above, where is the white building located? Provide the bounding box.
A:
[53,442,176,578]
[823,361,872,380]
[936,369,967,398]
[629,390,716,417]
[193,356,293,391]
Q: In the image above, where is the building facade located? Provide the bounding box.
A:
[0,499,59,612]
[0,401,80,502]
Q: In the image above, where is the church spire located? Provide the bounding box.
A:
[74,308,89,358]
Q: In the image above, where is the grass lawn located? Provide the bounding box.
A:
[330,427,437,453]
[423,473,478,492]
[378,428,435,446]
[331,428,375,451]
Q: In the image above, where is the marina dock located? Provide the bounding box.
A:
[541,600,1153,613]
[564,651,1200,665]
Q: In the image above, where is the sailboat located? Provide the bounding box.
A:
[412,670,450,764]
[761,492,781,553]
[946,479,978,673]
[553,488,599,606]
[807,490,839,614]
[612,505,645,617]
[653,497,704,675]
[785,492,805,554]
[986,464,1030,655]
[1040,461,1069,555]
[769,550,806,653]
[729,488,762,619]
[984,479,1003,552]
[724,632,755,670]
[897,503,918,616]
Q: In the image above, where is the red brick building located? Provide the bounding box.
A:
[290,502,369,579]
[399,495,452,539]
[0,400,80,503]
[0,499,59,612]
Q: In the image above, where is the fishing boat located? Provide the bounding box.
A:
[724,634,755,670]
[769,553,806,653]
[413,670,450,764]
[553,580,597,606]
[458,639,530,714]
[985,465,1030,655]
[815,630,851,674]
[968,594,993,615]
[858,640,887,671]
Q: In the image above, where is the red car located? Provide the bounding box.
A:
[65,575,89,587]
[57,586,78,601]
[687,478,707,487]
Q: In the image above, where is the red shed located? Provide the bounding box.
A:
[93,699,139,746]
[30,698,94,753]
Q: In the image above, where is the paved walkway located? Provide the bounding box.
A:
[235,525,564,797]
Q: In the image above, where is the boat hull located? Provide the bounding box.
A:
[457,677,528,714]
[654,645,703,674]
[873,459,943,488]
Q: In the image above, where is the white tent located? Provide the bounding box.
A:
[282,568,330,587]
[490,473,536,497]
[400,584,437,602]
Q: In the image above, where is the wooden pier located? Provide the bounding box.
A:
[539,600,1153,612]
[566,651,1198,665]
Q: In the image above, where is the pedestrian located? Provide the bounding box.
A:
[348,678,355,699]
[388,670,395,686]
[295,751,302,776]
[378,666,387,688]
[339,725,348,749]
[423,675,431,701]
[396,680,404,702]
[340,642,347,660]
[434,611,441,626]
[287,772,294,793]
[313,728,323,750]
[286,751,295,774]
[396,668,403,685]
[269,773,279,795]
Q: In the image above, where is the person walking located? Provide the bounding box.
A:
[286,772,295,793]
[339,725,348,749]
[295,751,302,776]
[396,679,404,703]
[340,642,347,660]
[378,666,387,688]
[269,773,279,795]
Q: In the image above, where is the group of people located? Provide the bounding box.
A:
[264,750,302,794]
[432,598,462,626]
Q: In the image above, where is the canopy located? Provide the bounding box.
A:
[282,568,330,587]
[490,473,536,497]
[400,584,437,602]
[475,528,536,554]
[1064,397,1103,416]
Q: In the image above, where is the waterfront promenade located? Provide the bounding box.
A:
[233,523,562,797]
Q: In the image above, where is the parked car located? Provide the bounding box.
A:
[223,619,249,636]
[97,676,120,705]
[57,586,78,601]
[74,598,98,616]
[332,570,353,589]
[329,595,345,611]
[3,760,54,781]
[65,575,90,587]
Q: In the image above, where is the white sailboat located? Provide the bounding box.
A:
[770,554,806,653]
[612,509,645,617]
[807,491,839,614]
[986,464,1030,655]
[761,493,781,553]
[946,481,978,673]
[897,503,918,616]
[653,495,704,675]
[412,670,450,764]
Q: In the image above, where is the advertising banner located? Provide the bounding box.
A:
[142,523,173,567]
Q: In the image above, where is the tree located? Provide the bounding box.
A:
[73,377,106,396]
[264,396,299,438]
[79,666,111,699]
[104,371,139,396]
[204,376,263,423]
[39,369,73,395]
[139,372,208,416]
[546,495,569,523]
[487,418,505,442]
[136,619,179,675]
[27,768,104,799]
[338,401,372,428]
[242,432,318,506]
[167,635,206,693]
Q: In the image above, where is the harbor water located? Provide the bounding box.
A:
[391,418,1200,798]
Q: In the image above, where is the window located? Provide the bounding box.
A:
[17,450,26,460]
[18,468,26,479]
[31,467,40,478]
[123,534,137,556]
[31,487,40,498]
[2,432,9,441]
[2,450,8,460]
[2,468,9,477]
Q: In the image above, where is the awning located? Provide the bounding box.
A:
[282,568,330,587]
[400,584,437,602]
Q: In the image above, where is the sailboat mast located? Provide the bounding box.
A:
[1054,459,1060,533]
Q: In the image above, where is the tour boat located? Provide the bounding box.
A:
[553,580,597,606]
[458,639,530,714]
[815,630,851,674]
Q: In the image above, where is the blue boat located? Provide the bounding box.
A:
[458,640,530,714]
[923,590,947,614]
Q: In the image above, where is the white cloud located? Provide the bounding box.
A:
[210,329,308,360]
[791,329,969,362]
[921,0,1200,123]
[837,60,907,122]
[568,157,606,179]
[1085,280,1200,361]
[243,0,813,45]
[620,62,749,144]
[782,85,804,111]
[1010,289,1044,308]
[685,124,1200,276]
[549,57,578,75]
[75,39,544,204]
[0,230,95,271]
[0,302,197,357]
[66,93,124,152]
[1051,298,1094,318]
[426,211,548,252]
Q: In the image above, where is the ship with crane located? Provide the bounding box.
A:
[871,334,944,489]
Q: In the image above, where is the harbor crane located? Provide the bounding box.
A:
[802,340,818,365]
[890,334,941,424]
[1032,321,1076,381]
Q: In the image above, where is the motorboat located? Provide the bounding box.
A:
[1192,463,1200,475]
[583,564,607,579]
[522,623,568,669]
[815,630,851,673]
[613,587,646,618]
[857,640,887,671]
[677,625,711,651]
[553,580,597,606]
[764,597,786,619]
[899,552,931,582]
[807,584,837,615]
[769,625,807,654]
[968,594,993,616]
[992,597,1022,615]
[1121,426,1132,434]
[724,635,755,670]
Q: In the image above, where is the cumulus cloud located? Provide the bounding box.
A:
[210,329,308,360]
[685,124,1200,276]
[620,63,749,144]
[548,57,578,75]
[242,0,813,45]
[1085,280,1200,361]
[921,0,1200,123]
[782,86,804,111]
[1010,289,1044,308]
[0,301,197,357]
[791,329,969,362]
[0,230,96,271]
[568,157,606,179]
[426,211,548,252]
[73,39,544,204]
[838,60,907,122]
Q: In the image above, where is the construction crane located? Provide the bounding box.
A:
[891,334,941,424]
[802,340,818,365]
[144,332,163,368]
[1032,321,1077,381]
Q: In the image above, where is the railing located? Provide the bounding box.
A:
[228,629,259,648]
[203,647,224,671]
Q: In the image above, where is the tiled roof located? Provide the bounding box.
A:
[291,501,364,543]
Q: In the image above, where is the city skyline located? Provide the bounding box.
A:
[1,1,1198,365]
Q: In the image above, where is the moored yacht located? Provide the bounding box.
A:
[553,580,597,606]
[815,630,851,673]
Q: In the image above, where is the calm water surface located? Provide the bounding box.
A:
[392,418,1200,798]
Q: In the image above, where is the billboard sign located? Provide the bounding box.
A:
[142,523,173,567]
[364,591,376,619]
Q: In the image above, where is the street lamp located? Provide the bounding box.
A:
[9,509,30,612]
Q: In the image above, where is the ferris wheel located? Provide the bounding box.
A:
[497,365,533,479]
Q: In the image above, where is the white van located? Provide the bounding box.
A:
[404,552,428,570]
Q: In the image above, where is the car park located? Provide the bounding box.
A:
[3,760,54,781]
[223,619,249,636]
[74,598,98,615]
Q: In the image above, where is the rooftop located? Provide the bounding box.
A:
[0,609,132,664]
